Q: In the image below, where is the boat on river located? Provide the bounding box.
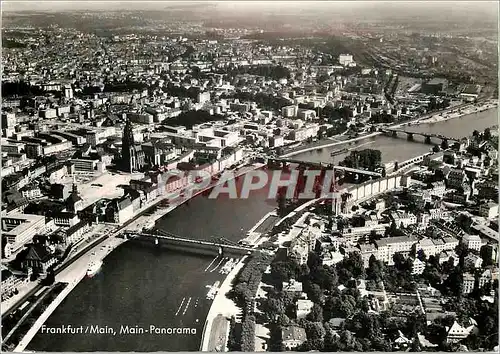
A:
[206,281,220,300]
[87,260,103,277]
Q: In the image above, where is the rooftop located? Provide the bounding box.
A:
[282,326,307,342]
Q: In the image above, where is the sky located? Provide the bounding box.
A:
[1,0,498,20]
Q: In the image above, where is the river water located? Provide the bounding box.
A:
[28,186,276,352]
[28,108,497,351]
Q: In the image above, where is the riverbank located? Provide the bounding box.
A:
[240,211,280,246]
[13,279,83,352]
[414,102,497,125]
[200,256,248,351]
[281,132,381,157]
[199,188,322,351]
[13,236,127,352]
[199,197,282,351]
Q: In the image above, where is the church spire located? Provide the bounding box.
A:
[122,118,135,147]
[120,118,136,172]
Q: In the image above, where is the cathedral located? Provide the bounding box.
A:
[120,119,145,172]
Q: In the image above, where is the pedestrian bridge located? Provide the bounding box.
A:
[122,230,256,256]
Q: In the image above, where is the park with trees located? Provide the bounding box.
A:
[340,149,382,172]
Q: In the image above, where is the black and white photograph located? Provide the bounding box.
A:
[0,1,498,352]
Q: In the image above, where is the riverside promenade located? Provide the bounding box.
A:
[200,256,248,352]
[281,132,381,157]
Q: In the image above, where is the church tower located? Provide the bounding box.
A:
[66,182,83,213]
[121,119,135,172]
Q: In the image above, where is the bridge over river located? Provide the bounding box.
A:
[122,229,256,256]
[381,128,461,145]
[267,157,382,178]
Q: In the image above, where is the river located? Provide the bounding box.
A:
[292,108,498,164]
[28,186,276,352]
[27,108,497,351]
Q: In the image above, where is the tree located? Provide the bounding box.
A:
[269,323,285,351]
[370,112,395,124]
[1,235,7,258]
[337,329,364,351]
[306,304,324,322]
[367,255,384,283]
[323,330,340,351]
[307,252,322,272]
[424,264,443,287]
[410,337,422,352]
[432,144,441,153]
[346,312,383,341]
[387,220,398,236]
[474,299,499,350]
[241,315,256,351]
[163,109,225,129]
[340,149,382,172]
[406,313,426,338]
[369,229,379,243]
[480,245,494,267]
[303,321,326,341]
[484,155,492,167]
[417,249,427,262]
[455,241,469,261]
[341,252,366,280]
[264,298,285,322]
[339,296,356,318]
[277,313,291,327]
[317,73,330,83]
[337,219,345,234]
[270,260,300,288]
[409,244,417,258]
[45,271,55,285]
[312,265,339,291]
[442,267,464,297]
[483,128,492,141]
[276,187,288,217]
[227,316,240,351]
[323,295,354,319]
